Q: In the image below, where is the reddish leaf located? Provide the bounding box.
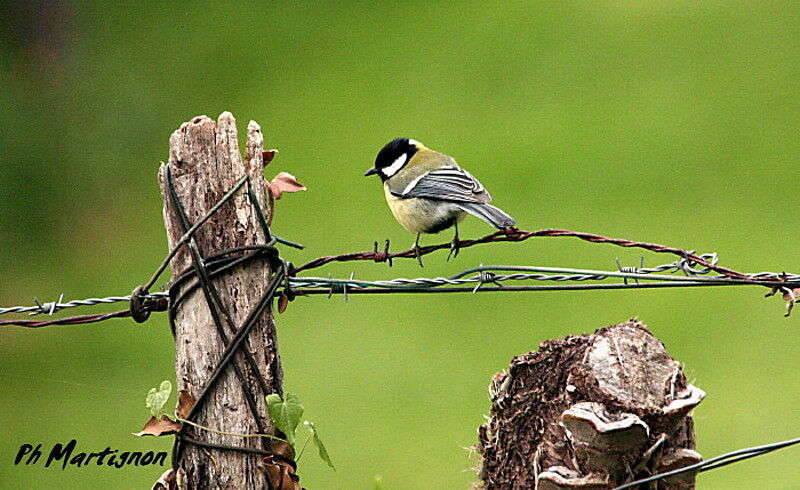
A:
[262,149,279,166]
[259,441,298,489]
[269,172,307,200]
[151,469,176,490]
[176,390,196,419]
[278,294,289,314]
[270,440,296,460]
[261,458,301,490]
[134,415,181,437]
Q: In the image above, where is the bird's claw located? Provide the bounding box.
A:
[447,238,460,261]
[414,243,424,267]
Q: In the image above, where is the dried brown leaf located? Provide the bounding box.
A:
[151,469,176,490]
[269,172,307,200]
[259,440,299,488]
[177,390,196,419]
[783,288,800,317]
[134,415,181,437]
[262,149,279,166]
[278,294,289,314]
[781,288,800,302]
[270,440,296,460]
[261,459,301,490]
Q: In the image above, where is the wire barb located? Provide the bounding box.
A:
[472,268,502,293]
[31,293,64,316]
[372,240,392,266]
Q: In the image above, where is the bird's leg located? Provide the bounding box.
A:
[414,233,424,267]
[447,221,460,261]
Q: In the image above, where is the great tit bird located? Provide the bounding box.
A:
[364,138,516,266]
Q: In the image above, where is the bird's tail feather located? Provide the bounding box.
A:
[455,202,516,229]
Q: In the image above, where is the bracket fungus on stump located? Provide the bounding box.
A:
[478,320,704,489]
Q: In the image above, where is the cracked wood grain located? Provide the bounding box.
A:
[159,112,281,489]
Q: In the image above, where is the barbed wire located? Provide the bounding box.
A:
[0,292,169,316]
[291,229,755,280]
[3,254,799,327]
[288,263,800,291]
[613,435,800,489]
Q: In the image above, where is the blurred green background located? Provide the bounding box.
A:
[1,1,799,488]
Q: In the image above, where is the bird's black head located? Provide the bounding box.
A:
[364,138,422,180]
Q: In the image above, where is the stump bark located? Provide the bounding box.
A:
[159,113,282,489]
[478,320,704,489]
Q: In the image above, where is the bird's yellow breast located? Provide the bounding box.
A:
[383,183,465,234]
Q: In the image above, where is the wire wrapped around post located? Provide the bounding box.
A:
[158,113,295,489]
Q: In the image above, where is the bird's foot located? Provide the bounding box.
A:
[447,237,460,261]
[414,242,424,267]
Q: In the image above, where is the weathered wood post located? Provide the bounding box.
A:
[478,320,704,489]
[159,113,282,488]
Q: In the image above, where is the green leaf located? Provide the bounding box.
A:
[146,388,157,415]
[305,421,335,470]
[146,381,172,418]
[265,393,304,445]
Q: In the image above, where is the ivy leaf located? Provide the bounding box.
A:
[146,380,172,418]
[305,421,335,470]
[146,388,157,415]
[153,380,172,414]
[266,393,304,445]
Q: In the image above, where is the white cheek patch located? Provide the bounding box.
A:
[381,153,407,177]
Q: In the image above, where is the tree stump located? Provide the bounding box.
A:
[478,320,704,489]
[159,113,282,489]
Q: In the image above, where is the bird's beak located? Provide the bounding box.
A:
[363,167,378,177]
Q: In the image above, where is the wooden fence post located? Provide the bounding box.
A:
[478,320,704,489]
[159,113,282,488]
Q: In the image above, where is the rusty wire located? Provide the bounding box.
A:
[0,309,138,328]
[291,228,754,279]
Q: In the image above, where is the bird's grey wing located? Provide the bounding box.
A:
[391,166,492,203]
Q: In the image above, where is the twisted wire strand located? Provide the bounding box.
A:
[3,253,799,317]
[289,272,799,291]
[288,253,800,291]
[0,292,169,316]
